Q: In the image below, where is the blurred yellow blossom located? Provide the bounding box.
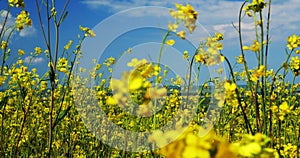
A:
[166,39,175,46]
[177,30,186,39]
[18,49,25,55]
[170,3,198,33]
[1,41,8,50]
[243,40,261,52]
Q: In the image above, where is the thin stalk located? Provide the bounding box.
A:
[0,6,11,40]
[223,55,253,134]
[238,1,258,134]
[154,30,170,129]
[259,10,268,134]
[265,0,272,136]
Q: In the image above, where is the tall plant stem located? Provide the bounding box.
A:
[223,55,253,134]
[238,1,259,134]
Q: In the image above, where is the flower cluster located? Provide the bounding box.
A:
[79,25,96,37]
[57,57,70,73]
[169,3,198,34]
[287,34,300,50]
[243,40,262,53]
[195,34,224,66]
[15,10,32,31]
[8,0,24,8]
[290,56,300,76]
[244,0,267,16]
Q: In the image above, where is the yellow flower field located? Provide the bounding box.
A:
[0,0,299,157]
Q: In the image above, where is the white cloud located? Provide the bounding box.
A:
[80,0,300,43]
[19,25,36,37]
[24,56,44,64]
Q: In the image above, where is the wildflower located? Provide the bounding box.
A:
[224,81,237,92]
[243,0,266,13]
[166,39,175,46]
[106,96,117,105]
[281,143,298,157]
[168,22,178,32]
[79,25,96,37]
[290,56,300,76]
[0,76,6,86]
[15,10,32,31]
[195,53,205,64]
[287,34,300,50]
[236,55,244,64]
[95,64,101,71]
[127,58,147,67]
[257,20,263,26]
[64,40,73,50]
[128,74,143,91]
[250,65,265,82]
[243,40,260,52]
[8,0,24,7]
[214,32,223,41]
[279,101,291,114]
[34,47,42,55]
[1,41,8,50]
[177,30,186,39]
[18,49,25,55]
[183,50,189,59]
[107,57,115,64]
[170,3,198,33]
[57,58,70,73]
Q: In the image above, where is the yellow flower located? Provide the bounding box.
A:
[224,81,237,92]
[239,142,262,157]
[195,53,205,64]
[214,32,223,41]
[106,96,117,105]
[243,40,260,52]
[290,56,300,76]
[177,30,186,39]
[183,50,189,59]
[287,34,300,50]
[15,10,32,31]
[127,58,147,67]
[18,49,25,55]
[128,75,143,91]
[1,41,8,50]
[79,25,96,37]
[244,0,266,13]
[64,40,73,50]
[34,47,42,55]
[236,55,244,64]
[250,65,265,82]
[57,58,70,73]
[8,0,25,7]
[166,39,175,46]
[168,22,178,32]
[0,76,6,86]
[170,3,198,33]
[279,101,290,114]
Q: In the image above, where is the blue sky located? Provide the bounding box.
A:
[1,0,299,83]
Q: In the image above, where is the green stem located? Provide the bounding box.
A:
[238,1,257,134]
[223,55,253,134]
